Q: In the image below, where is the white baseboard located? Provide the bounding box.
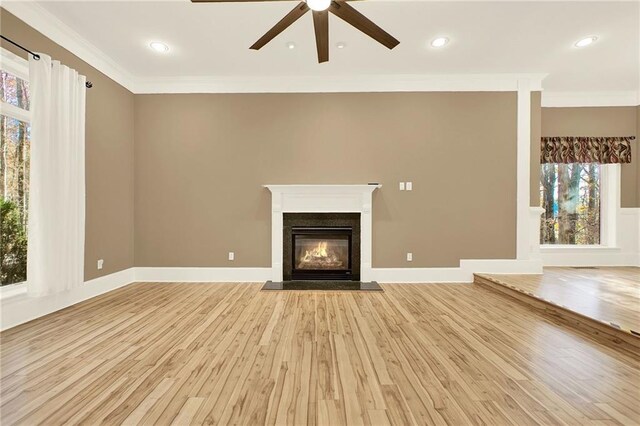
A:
[134,267,272,282]
[0,268,135,331]
[133,260,543,285]
[371,259,543,283]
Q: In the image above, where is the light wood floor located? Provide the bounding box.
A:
[1,282,639,425]
[483,267,640,332]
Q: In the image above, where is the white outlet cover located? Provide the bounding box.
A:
[228,252,235,261]
[399,182,405,191]
[406,253,413,261]
[97,259,104,269]
[406,182,413,191]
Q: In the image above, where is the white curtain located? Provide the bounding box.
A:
[27,54,86,297]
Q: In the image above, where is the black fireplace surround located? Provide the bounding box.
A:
[283,213,360,281]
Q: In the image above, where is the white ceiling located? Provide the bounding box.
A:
[9,1,640,93]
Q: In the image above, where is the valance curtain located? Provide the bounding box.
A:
[541,136,634,164]
[27,54,86,297]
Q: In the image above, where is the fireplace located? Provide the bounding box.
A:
[292,227,352,280]
[283,213,360,281]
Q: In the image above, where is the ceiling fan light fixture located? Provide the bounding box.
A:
[221,0,399,63]
[306,0,331,12]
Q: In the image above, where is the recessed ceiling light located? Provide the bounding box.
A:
[149,41,169,53]
[286,41,296,50]
[336,42,346,49]
[430,37,449,48]
[574,36,597,48]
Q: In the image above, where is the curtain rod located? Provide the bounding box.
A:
[1,35,93,89]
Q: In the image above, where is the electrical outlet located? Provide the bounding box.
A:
[228,252,235,261]
[406,182,413,191]
[406,253,413,262]
[399,182,405,191]
[97,259,104,270]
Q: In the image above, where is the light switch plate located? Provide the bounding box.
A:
[406,182,413,191]
[399,182,405,191]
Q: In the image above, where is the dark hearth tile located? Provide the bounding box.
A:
[262,281,383,291]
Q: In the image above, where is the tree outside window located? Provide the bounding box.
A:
[1,68,30,285]
[540,163,601,245]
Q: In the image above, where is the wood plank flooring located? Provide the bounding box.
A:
[481,267,640,332]
[1,282,639,425]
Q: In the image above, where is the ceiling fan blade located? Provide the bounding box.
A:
[329,1,399,50]
[250,2,310,50]
[312,11,329,63]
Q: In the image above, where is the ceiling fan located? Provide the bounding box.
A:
[192,0,400,63]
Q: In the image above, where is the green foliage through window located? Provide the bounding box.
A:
[1,69,30,285]
[1,197,27,284]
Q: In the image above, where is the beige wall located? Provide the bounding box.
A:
[1,9,135,280]
[530,92,542,206]
[135,92,517,268]
[541,106,639,208]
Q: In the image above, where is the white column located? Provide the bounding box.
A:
[517,79,532,260]
[271,190,284,281]
[360,192,374,282]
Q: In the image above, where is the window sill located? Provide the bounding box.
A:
[540,245,621,252]
[0,282,28,301]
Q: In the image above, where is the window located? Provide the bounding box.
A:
[540,163,602,245]
[1,49,30,286]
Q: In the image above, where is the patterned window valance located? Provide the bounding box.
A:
[541,136,635,164]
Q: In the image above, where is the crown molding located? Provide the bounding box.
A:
[2,1,136,92]
[131,73,547,94]
[541,91,640,107]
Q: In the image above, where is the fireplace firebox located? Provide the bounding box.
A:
[283,213,360,282]
[291,227,352,280]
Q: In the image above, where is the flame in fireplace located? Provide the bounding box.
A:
[298,241,343,269]
[304,241,329,259]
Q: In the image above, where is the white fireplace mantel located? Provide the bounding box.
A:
[263,184,381,282]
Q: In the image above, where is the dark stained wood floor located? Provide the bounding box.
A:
[1,282,639,425]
